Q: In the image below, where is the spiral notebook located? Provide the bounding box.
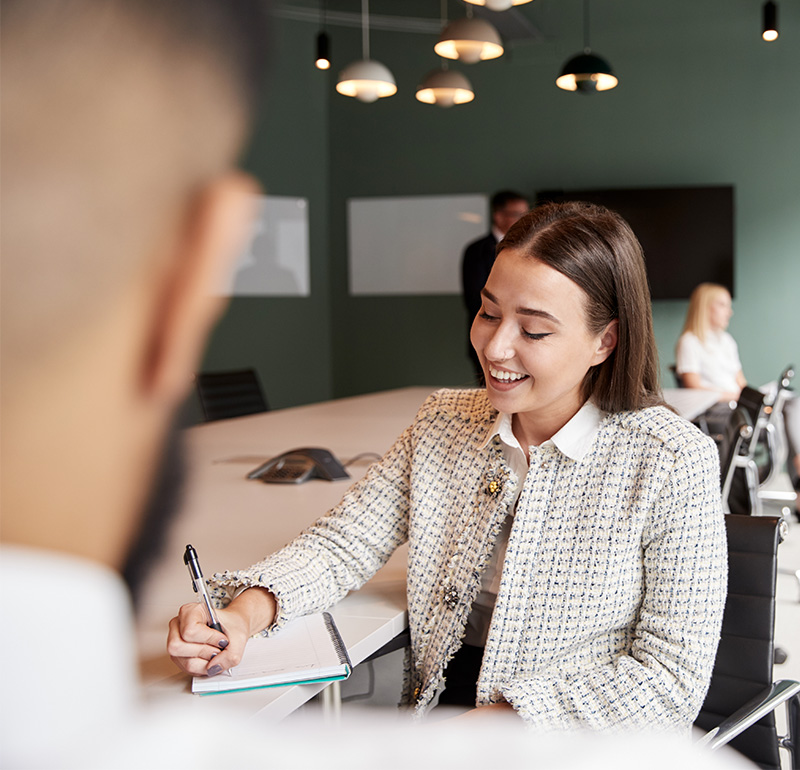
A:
[192,612,352,695]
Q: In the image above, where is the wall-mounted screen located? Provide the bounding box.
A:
[215,195,310,297]
[535,186,735,300]
[348,194,487,295]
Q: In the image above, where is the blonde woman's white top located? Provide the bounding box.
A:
[676,330,742,393]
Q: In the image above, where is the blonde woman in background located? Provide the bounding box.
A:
[676,283,746,403]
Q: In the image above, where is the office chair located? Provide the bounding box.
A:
[739,368,796,488]
[719,400,800,603]
[195,369,269,422]
[758,367,796,506]
[720,407,759,516]
[696,514,800,769]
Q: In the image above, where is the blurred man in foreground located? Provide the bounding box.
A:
[0,1,267,764]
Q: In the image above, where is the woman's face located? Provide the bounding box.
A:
[707,290,733,332]
[470,249,617,438]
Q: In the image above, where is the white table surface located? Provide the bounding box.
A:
[662,388,721,421]
[137,386,436,722]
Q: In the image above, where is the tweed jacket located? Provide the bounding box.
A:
[213,388,727,732]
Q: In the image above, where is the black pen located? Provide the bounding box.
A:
[183,544,224,632]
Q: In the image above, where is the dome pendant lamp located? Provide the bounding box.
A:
[416,65,475,107]
[556,0,618,93]
[417,1,475,107]
[434,7,503,64]
[463,0,533,9]
[336,0,396,103]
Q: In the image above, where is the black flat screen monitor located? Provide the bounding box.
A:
[535,186,735,300]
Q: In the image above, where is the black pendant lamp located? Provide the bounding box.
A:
[556,0,618,93]
[316,32,331,70]
[315,0,331,70]
[762,1,778,41]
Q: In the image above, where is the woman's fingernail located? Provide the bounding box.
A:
[218,639,229,649]
[207,664,223,677]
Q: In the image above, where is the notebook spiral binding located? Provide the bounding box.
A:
[323,612,353,669]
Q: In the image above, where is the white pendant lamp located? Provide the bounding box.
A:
[434,16,504,64]
[336,0,396,102]
[418,2,475,107]
[463,0,533,10]
[416,67,475,107]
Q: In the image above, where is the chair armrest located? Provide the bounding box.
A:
[697,679,800,750]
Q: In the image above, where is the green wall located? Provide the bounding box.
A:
[199,0,800,414]
[195,16,333,415]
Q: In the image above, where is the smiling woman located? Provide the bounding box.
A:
[167,201,727,734]
[472,253,618,448]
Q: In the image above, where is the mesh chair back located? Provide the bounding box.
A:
[695,515,782,769]
[195,369,268,422]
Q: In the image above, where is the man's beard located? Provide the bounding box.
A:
[121,417,187,612]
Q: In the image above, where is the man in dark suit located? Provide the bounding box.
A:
[461,190,529,379]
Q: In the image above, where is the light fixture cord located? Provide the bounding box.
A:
[440,0,449,69]
[583,0,591,52]
[362,0,370,60]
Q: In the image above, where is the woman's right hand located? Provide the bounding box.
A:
[166,587,277,677]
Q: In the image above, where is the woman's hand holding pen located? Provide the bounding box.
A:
[167,587,277,676]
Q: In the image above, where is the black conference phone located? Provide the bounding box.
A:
[247,447,350,484]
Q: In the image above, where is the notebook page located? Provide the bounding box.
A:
[230,613,340,680]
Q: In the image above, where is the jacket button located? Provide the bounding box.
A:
[487,478,502,496]
[444,586,459,608]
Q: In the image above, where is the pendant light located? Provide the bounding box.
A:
[315,32,331,70]
[463,0,533,9]
[556,0,617,92]
[417,1,474,107]
[336,0,396,102]
[315,0,331,70]
[416,66,475,107]
[434,6,503,64]
[762,1,778,41]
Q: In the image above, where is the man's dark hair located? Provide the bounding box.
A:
[491,190,528,213]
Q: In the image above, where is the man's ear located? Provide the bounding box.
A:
[141,171,259,407]
[591,319,619,366]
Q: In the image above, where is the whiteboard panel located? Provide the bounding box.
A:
[216,195,310,297]
[348,194,488,295]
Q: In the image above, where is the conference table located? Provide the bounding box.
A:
[136,384,718,721]
[137,386,433,721]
